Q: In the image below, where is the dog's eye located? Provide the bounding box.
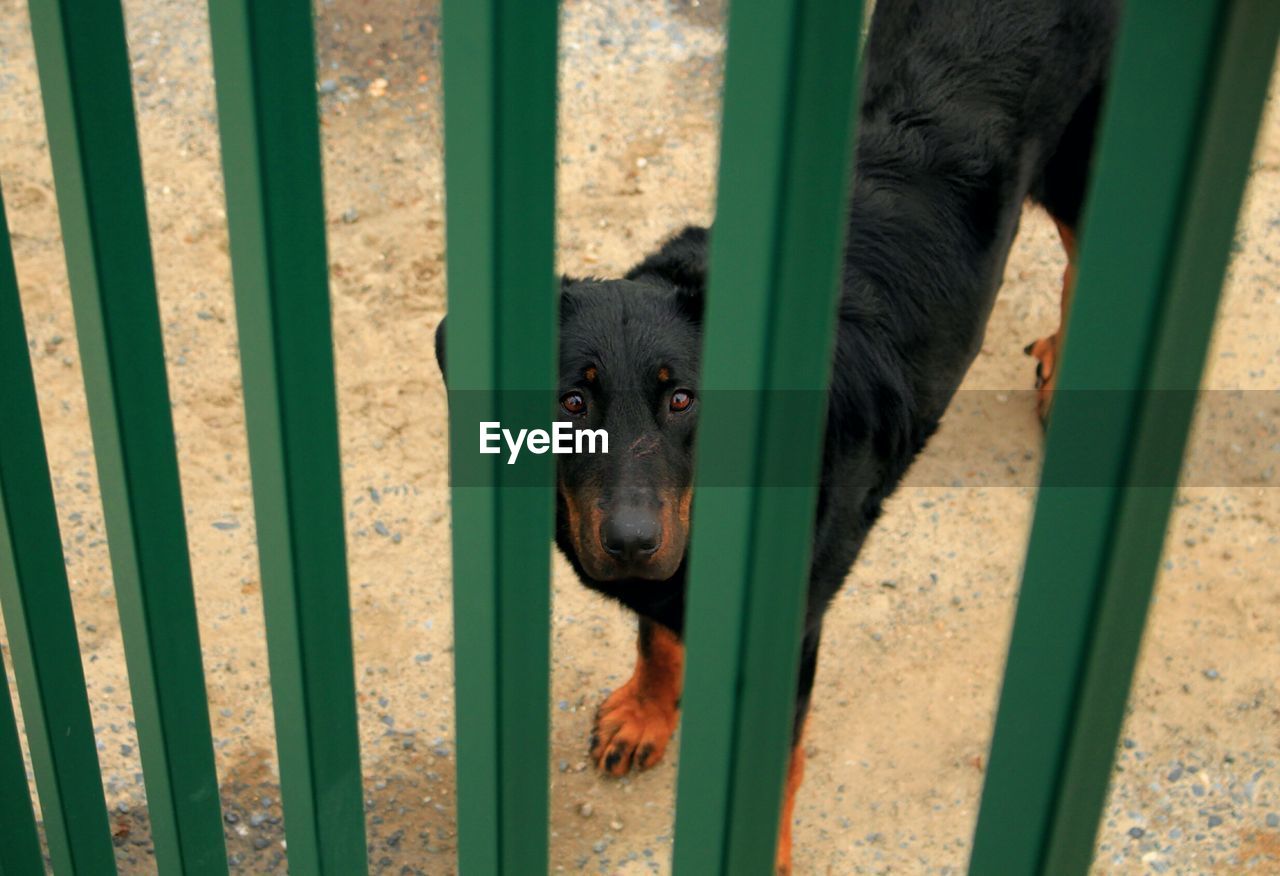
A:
[669,389,694,412]
[561,391,586,415]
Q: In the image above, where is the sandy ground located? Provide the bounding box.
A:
[1,0,1278,873]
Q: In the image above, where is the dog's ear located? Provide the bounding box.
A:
[436,279,575,386]
[674,286,704,324]
[434,316,447,385]
[559,275,583,324]
[624,225,709,296]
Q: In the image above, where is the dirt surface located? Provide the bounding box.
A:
[1,0,1277,873]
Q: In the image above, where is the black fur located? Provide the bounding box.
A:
[437,0,1119,755]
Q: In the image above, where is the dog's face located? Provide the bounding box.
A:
[434,227,709,585]
[553,279,702,581]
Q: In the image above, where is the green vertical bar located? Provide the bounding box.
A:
[26,1,228,872]
[0,647,44,875]
[671,0,864,873]
[970,3,1280,875]
[441,0,559,872]
[1,184,113,875]
[206,2,367,873]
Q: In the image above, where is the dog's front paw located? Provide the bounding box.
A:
[589,678,679,776]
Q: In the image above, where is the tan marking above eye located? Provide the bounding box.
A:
[657,367,671,382]
[585,366,598,382]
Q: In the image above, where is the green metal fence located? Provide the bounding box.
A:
[0,0,1276,874]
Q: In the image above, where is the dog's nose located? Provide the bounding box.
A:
[601,508,661,565]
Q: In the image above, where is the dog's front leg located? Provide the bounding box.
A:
[776,624,823,873]
[590,616,683,775]
[775,724,807,875]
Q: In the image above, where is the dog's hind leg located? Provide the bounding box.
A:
[1025,82,1103,424]
[1024,219,1077,422]
[591,617,683,776]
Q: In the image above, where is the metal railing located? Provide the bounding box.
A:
[1,0,1276,873]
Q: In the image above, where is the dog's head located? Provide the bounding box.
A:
[550,272,703,581]
[435,226,708,583]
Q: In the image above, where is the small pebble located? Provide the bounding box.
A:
[579,802,594,818]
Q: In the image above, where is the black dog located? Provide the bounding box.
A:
[436,1,1118,870]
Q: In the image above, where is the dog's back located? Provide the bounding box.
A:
[816,0,1119,609]
[833,0,1119,431]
